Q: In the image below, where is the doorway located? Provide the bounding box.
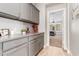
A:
[47,8,65,48]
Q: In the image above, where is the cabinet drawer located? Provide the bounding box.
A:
[3,37,29,51]
[29,35,38,41]
[29,40,39,56]
[29,34,43,41]
[29,33,44,56]
[3,43,29,56]
[0,43,2,54]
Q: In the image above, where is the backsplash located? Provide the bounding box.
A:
[0,17,33,35]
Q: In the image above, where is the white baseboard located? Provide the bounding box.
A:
[44,44,49,48]
[63,49,72,56]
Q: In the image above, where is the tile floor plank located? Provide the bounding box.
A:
[38,46,71,56]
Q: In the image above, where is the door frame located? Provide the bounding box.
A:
[47,8,66,49]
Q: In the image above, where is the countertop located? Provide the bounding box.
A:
[0,32,44,43]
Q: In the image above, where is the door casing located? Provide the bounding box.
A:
[46,8,66,49]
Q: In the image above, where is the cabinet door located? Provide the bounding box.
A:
[35,10,39,23]
[20,3,31,21]
[29,39,39,56]
[34,8,39,23]
[29,34,44,56]
[0,43,2,55]
[37,34,44,50]
[31,5,39,23]
[39,36,44,50]
[3,43,29,56]
[0,3,20,17]
[3,37,29,51]
[31,5,35,22]
[0,53,1,56]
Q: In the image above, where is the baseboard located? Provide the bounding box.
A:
[63,48,72,56]
[44,44,49,48]
[44,45,47,48]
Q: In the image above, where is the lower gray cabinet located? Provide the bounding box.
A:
[3,43,29,56]
[39,36,44,50]
[29,39,39,56]
[3,37,28,51]
[29,33,44,56]
[0,33,44,56]
[0,43,2,56]
[0,53,2,56]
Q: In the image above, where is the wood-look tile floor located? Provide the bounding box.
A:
[38,46,71,56]
[50,36,62,48]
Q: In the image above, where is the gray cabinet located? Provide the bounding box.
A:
[35,9,39,23]
[3,43,29,56]
[0,3,39,24]
[29,38,40,56]
[39,35,44,50]
[0,33,44,56]
[20,3,39,24]
[0,54,1,56]
[37,34,44,52]
[29,33,44,56]
[3,37,29,56]
[31,5,39,23]
[0,43,2,56]
[0,3,20,17]
[20,3,31,21]
[3,37,28,51]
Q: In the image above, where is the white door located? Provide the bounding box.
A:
[3,43,29,56]
[47,8,66,49]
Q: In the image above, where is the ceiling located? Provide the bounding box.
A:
[32,3,62,9]
[32,3,61,6]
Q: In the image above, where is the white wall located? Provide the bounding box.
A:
[70,3,79,55]
[71,20,79,55]
[0,17,33,35]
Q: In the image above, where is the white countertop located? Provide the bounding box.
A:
[0,32,44,43]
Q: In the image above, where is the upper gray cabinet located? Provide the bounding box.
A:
[20,3,32,21]
[20,3,39,24]
[31,5,39,24]
[0,3,20,17]
[0,3,39,24]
